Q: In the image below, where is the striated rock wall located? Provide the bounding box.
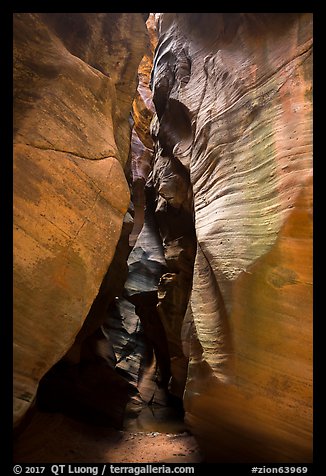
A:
[13,13,148,427]
[151,123,197,398]
[151,13,313,462]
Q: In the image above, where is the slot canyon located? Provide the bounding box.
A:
[13,13,313,464]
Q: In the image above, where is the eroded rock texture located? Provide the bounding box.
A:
[151,130,197,399]
[151,13,313,462]
[115,186,171,410]
[13,13,148,427]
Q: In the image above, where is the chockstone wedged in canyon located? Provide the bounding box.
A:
[13,12,312,464]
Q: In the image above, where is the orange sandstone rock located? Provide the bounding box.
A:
[13,13,148,427]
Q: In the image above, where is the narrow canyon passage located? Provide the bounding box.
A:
[13,13,313,465]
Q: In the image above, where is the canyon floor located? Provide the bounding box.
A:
[14,406,202,464]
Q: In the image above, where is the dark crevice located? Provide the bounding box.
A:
[33,165,191,433]
[158,99,193,157]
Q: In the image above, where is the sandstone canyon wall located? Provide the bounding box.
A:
[14,11,313,464]
[151,13,313,462]
[13,13,149,428]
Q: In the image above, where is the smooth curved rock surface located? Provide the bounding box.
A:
[152,12,312,462]
[13,13,148,427]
